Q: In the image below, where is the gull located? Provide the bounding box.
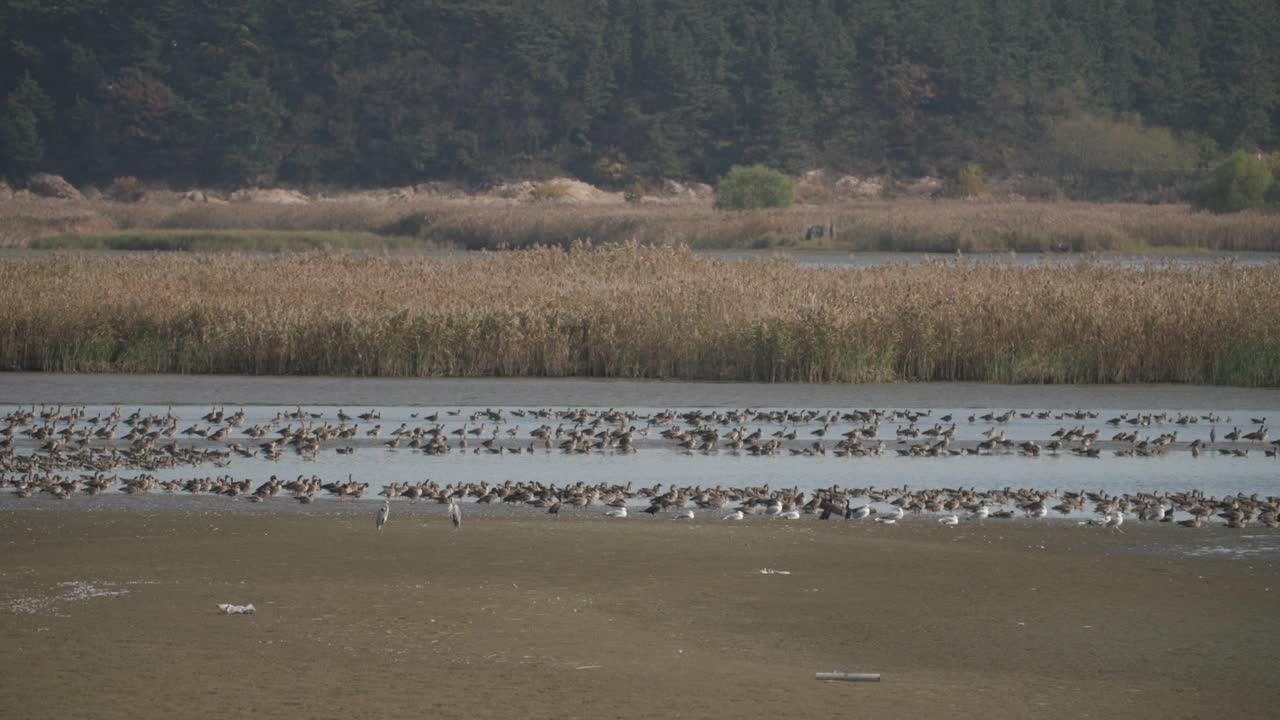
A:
[449,498,462,530]
[722,510,744,521]
[605,507,628,518]
[672,509,695,520]
[1105,510,1125,533]
[875,517,897,524]
[970,505,990,522]
[845,504,872,521]
[776,510,801,520]
[764,500,783,517]
[376,500,389,530]
[883,505,905,521]
[938,514,959,525]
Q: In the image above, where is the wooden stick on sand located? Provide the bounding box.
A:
[816,672,881,682]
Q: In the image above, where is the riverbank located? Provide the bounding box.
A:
[5,194,1280,253]
[1,510,1274,719]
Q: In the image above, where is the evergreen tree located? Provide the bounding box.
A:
[0,71,52,177]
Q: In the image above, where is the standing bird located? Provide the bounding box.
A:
[846,504,873,521]
[1105,510,1125,533]
[449,498,462,530]
[376,501,390,530]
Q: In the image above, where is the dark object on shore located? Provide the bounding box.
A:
[805,223,835,240]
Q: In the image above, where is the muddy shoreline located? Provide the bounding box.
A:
[1,510,1276,719]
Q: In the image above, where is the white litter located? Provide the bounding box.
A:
[759,568,791,575]
[218,603,256,615]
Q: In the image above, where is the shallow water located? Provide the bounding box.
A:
[5,373,1280,409]
[699,249,1280,268]
[2,376,1277,509]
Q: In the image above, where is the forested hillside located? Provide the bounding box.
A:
[1,0,1277,192]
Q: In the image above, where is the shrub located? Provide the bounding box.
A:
[1265,152,1280,207]
[529,181,571,202]
[944,163,984,198]
[1040,113,1202,176]
[593,149,629,188]
[623,181,646,203]
[1192,151,1274,213]
[714,164,794,210]
[107,176,145,203]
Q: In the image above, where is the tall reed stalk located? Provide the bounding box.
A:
[1,244,1277,385]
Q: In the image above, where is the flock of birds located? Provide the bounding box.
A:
[1,403,1275,463]
[2,403,1277,531]
[361,479,1276,531]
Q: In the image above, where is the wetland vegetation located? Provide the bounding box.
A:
[2,244,1277,385]
[5,195,1280,254]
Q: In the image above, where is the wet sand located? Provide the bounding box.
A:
[2,509,1276,719]
[4,372,1280,409]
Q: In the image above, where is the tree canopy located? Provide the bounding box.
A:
[0,0,1276,189]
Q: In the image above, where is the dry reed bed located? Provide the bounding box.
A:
[1,245,1277,385]
[5,196,1280,252]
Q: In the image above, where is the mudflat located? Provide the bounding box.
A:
[1,509,1275,719]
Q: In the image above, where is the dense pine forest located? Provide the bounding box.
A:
[1,0,1277,194]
